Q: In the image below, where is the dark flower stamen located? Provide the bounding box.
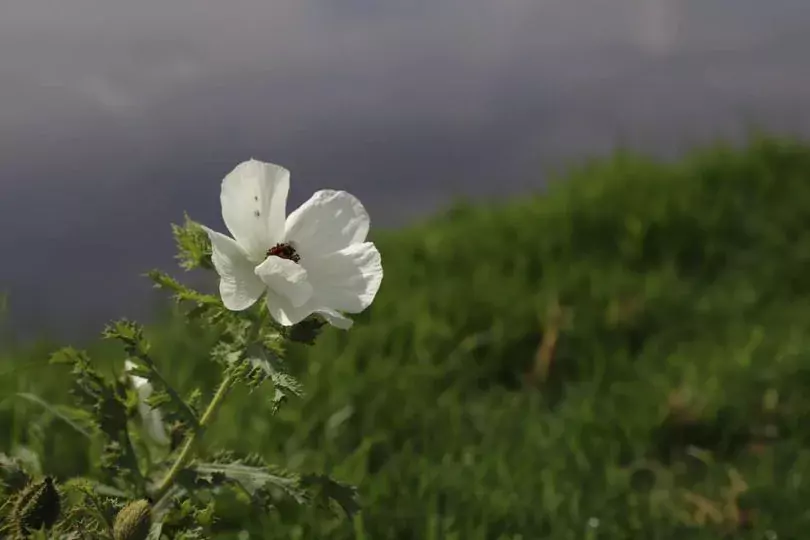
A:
[267,242,300,263]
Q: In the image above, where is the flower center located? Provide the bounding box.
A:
[267,242,301,263]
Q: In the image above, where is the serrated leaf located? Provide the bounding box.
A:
[211,319,299,412]
[171,214,214,271]
[241,347,304,413]
[9,446,42,478]
[60,478,131,499]
[0,452,31,492]
[49,346,89,366]
[106,319,199,430]
[49,346,146,492]
[193,462,308,505]
[146,270,225,325]
[210,341,244,369]
[301,473,361,518]
[191,459,360,518]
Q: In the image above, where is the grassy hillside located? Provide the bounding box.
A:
[4,136,810,538]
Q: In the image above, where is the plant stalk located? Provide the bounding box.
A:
[153,373,234,500]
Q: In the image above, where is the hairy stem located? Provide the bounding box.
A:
[153,374,234,500]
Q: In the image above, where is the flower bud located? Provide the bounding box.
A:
[113,499,152,540]
[12,476,60,534]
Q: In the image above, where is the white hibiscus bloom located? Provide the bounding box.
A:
[200,159,383,329]
[124,360,171,447]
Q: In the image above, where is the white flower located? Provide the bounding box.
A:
[124,360,171,447]
[201,159,383,329]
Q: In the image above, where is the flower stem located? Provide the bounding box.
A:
[153,373,235,501]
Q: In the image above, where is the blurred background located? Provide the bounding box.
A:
[2,0,810,338]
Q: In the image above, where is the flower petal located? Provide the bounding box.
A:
[124,360,147,389]
[285,190,370,258]
[315,308,354,329]
[305,241,382,313]
[255,256,314,308]
[264,289,317,326]
[263,294,355,329]
[202,225,265,311]
[143,410,171,447]
[124,361,170,447]
[221,159,289,261]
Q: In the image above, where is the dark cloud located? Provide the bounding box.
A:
[2,0,810,339]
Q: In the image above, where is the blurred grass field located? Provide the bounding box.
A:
[4,136,810,538]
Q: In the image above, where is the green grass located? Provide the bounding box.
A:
[5,135,810,538]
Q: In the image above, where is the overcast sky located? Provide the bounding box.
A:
[2,0,810,339]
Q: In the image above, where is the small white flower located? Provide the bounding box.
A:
[124,360,171,447]
[201,159,383,329]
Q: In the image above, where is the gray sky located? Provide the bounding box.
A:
[2,0,810,339]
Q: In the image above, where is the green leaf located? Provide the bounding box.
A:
[190,453,359,518]
[249,348,304,413]
[49,346,146,493]
[146,270,232,328]
[60,477,132,499]
[0,452,31,492]
[104,320,199,431]
[14,393,95,439]
[301,473,361,518]
[221,344,303,413]
[148,492,213,539]
[56,478,130,534]
[193,461,308,505]
[171,213,214,271]
[146,271,220,310]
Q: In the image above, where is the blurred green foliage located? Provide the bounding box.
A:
[4,135,810,538]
